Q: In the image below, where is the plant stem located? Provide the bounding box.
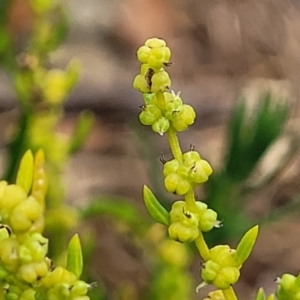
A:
[166,126,182,162]
[156,91,183,162]
[194,232,210,261]
[155,91,166,111]
[185,188,196,211]
[222,287,238,300]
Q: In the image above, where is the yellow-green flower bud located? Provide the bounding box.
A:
[202,260,220,282]
[172,105,196,131]
[25,233,48,262]
[71,280,89,296]
[10,196,42,233]
[210,246,236,267]
[19,245,33,264]
[276,274,300,300]
[183,151,201,164]
[133,74,151,93]
[139,104,162,125]
[168,201,200,242]
[164,173,190,195]
[53,282,71,298]
[0,184,27,220]
[145,38,166,48]
[0,237,19,270]
[163,159,180,176]
[151,117,170,135]
[151,71,171,93]
[5,284,22,300]
[41,266,77,288]
[164,92,183,120]
[20,288,36,300]
[148,47,171,71]
[34,261,48,277]
[213,267,240,289]
[136,45,151,64]
[198,209,218,232]
[189,159,213,184]
[168,221,199,243]
[18,263,39,283]
[201,245,240,289]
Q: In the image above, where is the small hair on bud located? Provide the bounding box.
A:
[159,154,166,164]
[163,62,173,67]
[214,220,223,228]
[195,281,208,293]
[89,282,98,290]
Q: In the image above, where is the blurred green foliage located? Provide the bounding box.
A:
[206,93,290,244]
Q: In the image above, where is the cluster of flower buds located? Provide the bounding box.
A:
[168,201,218,243]
[38,266,91,300]
[133,38,171,94]
[276,273,300,300]
[138,91,196,135]
[163,150,213,195]
[200,226,258,290]
[0,151,91,300]
[201,245,240,289]
[133,38,196,135]
[0,182,44,234]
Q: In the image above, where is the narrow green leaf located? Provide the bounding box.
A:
[67,234,83,278]
[235,225,259,266]
[143,185,169,226]
[69,110,94,154]
[266,294,275,300]
[255,288,266,300]
[16,150,34,194]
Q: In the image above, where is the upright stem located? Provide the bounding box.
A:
[222,287,238,300]
[155,91,166,111]
[166,126,183,162]
[156,91,183,162]
[185,188,196,211]
[194,232,210,262]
